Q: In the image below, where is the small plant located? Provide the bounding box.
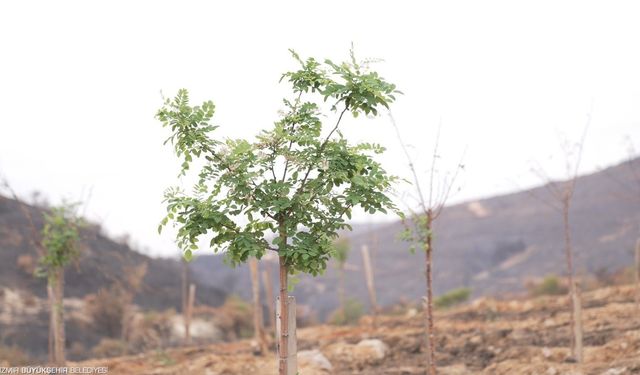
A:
[434,288,471,309]
[154,349,176,367]
[91,338,128,359]
[529,275,568,297]
[328,298,364,325]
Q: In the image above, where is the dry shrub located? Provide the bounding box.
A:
[68,342,89,360]
[91,338,127,359]
[193,295,253,341]
[0,345,31,366]
[85,264,147,340]
[593,266,635,287]
[23,292,38,307]
[127,309,176,351]
[16,255,36,275]
[85,286,126,338]
[328,298,364,325]
[435,288,472,309]
[381,296,417,316]
[527,275,568,297]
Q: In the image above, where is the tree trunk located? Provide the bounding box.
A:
[572,282,584,363]
[563,196,583,362]
[278,255,292,375]
[338,265,346,316]
[182,259,189,322]
[181,259,190,345]
[185,283,195,345]
[249,258,268,354]
[424,210,436,375]
[47,284,54,364]
[50,267,65,365]
[361,245,378,328]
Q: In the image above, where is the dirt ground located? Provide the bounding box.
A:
[76,284,640,374]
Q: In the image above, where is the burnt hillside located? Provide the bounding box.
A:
[0,196,226,310]
[191,157,640,320]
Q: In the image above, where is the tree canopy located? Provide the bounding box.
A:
[157,49,401,276]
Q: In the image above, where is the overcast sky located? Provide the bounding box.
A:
[1,1,639,257]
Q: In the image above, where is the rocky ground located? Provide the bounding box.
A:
[76,284,640,374]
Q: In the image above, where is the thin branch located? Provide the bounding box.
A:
[567,101,593,196]
[295,106,349,197]
[434,146,467,219]
[281,92,303,183]
[428,121,442,209]
[389,111,428,214]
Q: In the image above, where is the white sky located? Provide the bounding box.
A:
[1,1,639,257]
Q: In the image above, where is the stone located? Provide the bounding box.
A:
[298,349,332,372]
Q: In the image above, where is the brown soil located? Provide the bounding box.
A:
[75,284,640,374]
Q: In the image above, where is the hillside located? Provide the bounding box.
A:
[75,283,640,374]
[190,157,640,320]
[0,195,227,360]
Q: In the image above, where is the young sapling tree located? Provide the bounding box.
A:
[392,117,464,375]
[530,112,591,363]
[156,49,400,375]
[39,203,83,365]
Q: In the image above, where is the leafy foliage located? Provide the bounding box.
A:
[434,287,471,309]
[328,298,364,325]
[398,215,432,254]
[38,203,83,277]
[529,275,567,297]
[332,238,350,268]
[157,49,401,276]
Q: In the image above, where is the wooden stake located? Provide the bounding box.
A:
[276,295,297,375]
[572,282,584,363]
[47,284,54,364]
[182,259,188,321]
[51,268,65,365]
[185,283,195,345]
[361,245,378,327]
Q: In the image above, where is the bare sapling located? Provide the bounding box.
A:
[185,283,196,345]
[390,115,464,375]
[530,108,591,363]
